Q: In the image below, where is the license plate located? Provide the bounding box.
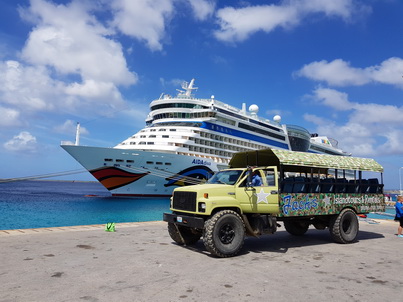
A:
[177,216,183,223]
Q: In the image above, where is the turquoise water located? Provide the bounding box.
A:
[367,207,395,220]
[0,181,170,230]
[0,180,396,230]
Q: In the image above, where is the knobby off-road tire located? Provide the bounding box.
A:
[283,220,309,236]
[329,208,359,244]
[203,210,245,258]
[167,222,202,246]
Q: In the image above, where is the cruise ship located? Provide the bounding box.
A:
[61,79,350,197]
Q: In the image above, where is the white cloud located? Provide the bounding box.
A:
[349,103,403,125]
[0,105,22,127]
[310,87,353,111]
[296,0,368,20]
[296,57,403,88]
[159,77,187,88]
[213,0,369,42]
[63,79,125,109]
[0,0,144,125]
[305,88,403,156]
[187,0,215,21]
[21,0,137,86]
[109,0,175,51]
[369,57,403,86]
[54,120,89,136]
[4,131,38,152]
[0,60,58,112]
[214,5,298,42]
[296,59,370,86]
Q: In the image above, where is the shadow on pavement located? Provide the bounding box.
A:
[173,228,385,257]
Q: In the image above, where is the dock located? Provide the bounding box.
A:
[1,219,402,302]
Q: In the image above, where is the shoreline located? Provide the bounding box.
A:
[0,218,396,236]
[0,221,163,236]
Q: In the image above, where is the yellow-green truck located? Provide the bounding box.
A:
[163,148,385,257]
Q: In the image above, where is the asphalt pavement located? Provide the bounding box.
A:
[1,219,402,302]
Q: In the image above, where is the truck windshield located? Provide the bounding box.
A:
[207,170,243,185]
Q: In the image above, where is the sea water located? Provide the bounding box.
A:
[0,181,170,230]
[0,180,396,230]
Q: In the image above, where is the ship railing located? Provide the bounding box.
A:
[212,99,281,126]
[60,141,75,146]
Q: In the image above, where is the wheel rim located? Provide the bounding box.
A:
[219,223,235,244]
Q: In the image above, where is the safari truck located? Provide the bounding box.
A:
[163,148,385,257]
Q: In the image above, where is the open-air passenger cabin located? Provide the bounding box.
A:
[229,148,384,195]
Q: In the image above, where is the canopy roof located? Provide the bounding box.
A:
[229,148,383,173]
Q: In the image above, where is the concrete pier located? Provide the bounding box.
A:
[1,219,402,302]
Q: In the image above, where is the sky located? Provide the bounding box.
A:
[0,0,402,190]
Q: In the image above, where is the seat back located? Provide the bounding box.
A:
[293,177,308,193]
[334,178,347,193]
[346,180,359,193]
[310,177,320,193]
[281,177,294,193]
[359,179,369,193]
[367,178,379,193]
[320,178,334,193]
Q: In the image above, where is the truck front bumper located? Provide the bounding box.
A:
[163,212,205,229]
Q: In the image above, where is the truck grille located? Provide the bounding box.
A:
[172,191,197,211]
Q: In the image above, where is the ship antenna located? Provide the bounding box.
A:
[75,122,80,146]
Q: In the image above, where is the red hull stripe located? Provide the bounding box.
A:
[89,167,149,191]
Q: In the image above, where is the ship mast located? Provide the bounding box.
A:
[178,78,198,97]
[75,122,80,146]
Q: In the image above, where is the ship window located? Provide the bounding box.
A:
[126,160,134,163]
[139,142,146,145]
[151,103,209,111]
[116,159,124,162]
[162,135,169,138]
[156,162,163,165]
[165,162,172,165]
[104,158,113,162]
[159,129,166,131]
[149,135,156,138]
[146,161,153,164]
[170,129,176,131]
[147,142,154,145]
[238,122,286,141]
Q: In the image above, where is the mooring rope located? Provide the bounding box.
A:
[0,169,88,183]
[0,164,209,186]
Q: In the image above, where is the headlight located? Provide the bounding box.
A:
[198,202,206,212]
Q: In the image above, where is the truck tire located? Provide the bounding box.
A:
[167,222,202,245]
[203,210,245,258]
[329,208,358,244]
[284,220,309,236]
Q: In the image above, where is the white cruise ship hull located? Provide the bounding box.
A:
[62,145,221,197]
[61,79,349,197]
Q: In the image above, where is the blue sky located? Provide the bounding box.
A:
[0,0,402,190]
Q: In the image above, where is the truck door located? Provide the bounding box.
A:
[236,167,280,214]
